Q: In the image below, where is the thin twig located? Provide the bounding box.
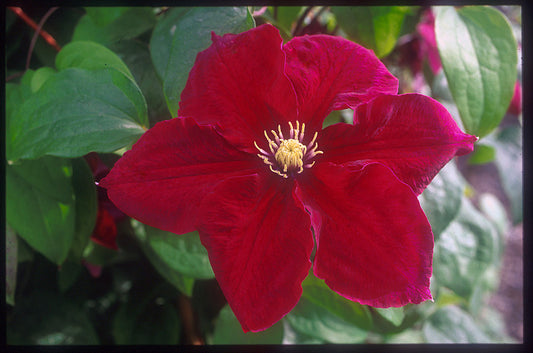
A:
[177,294,204,345]
[25,7,60,69]
[8,7,61,58]
[6,72,24,83]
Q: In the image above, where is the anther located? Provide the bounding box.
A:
[254,121,323,178]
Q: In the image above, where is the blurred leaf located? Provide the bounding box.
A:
[109,39,170,125]
[332,6,410,58]
[112,283,181,344]
[374,307,405,327]
[56,41,134,80]
[419,161,465,238]
[17,236,35,264]
[82,241,120,267]
[275,6,303,33]
[386,329,425,343]
[491,125,522,224]
[7,291,99,344]
[423,305,491,343]
[433,197,499,298]
[69,158,98,261]
[6,225,18,305]
[211,305,283,344]
[477,306,517,343]
[73,7,156,45]
[435,6,517,137]
[434,287,466,308]
[8,68,147,161]
[84,7,130,26]
[301,272,372,330]
[468,144,496,165]
[479,193,509,237]
[286,296,368,343]
[6,156,76,265]
[281,320,326,344]
[30,67,56,93]
[150,7,255,115]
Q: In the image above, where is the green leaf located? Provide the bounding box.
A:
[6,71,36,159]
[6,156,76,265]
[150,7,255,115]
[9,68,147,161]
[84,7,130,26]
[479,193,509,237]
[491,125,522,224]
[276,6,303,33]
[419,161,465,238]
[332,6,410,58]
[30,67,56,93]
[109,39,170,125]
[286,296,368,343]
[144,224,214,279]
[386,329,425,343]
[433,196,499,298]
[468,144,496,165]
[423,305,491,343]
[6,225,18,305]
[69,158,98,262]
[73,7,156,45]
[301,272,372,330]
[435,6,517,137]
[374,307,405,327]
[282,320,326,344]
[7,291,99,344]
[112,284,181,344]
[131,220,211,296]
[56,41,134,81]
[211,305,283,344]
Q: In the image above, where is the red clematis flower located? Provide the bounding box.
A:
[100,24,476,332]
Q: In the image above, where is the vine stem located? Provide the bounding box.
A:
[8,7,62,67]
[177,294,204,345]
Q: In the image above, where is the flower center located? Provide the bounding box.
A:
[254,121,323,178]
[275,139,305,171]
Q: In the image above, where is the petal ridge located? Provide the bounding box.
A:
[100,117,258,234]
[295,161,434,307]
[198,174,313,332]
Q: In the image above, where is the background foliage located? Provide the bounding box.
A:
[5,6,522,345]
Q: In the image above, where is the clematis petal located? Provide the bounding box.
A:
[319,93,477,195]
[99,117,257,235]
[179,24,299,153]
[284,34,398,132]
[295,162,433,307]
[198,174,313,332]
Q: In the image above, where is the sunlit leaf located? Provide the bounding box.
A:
[8,68,147,161]
[435,6,517,137]
[433,197,499,298]
[419,161,465,238]
[423,305,491,343]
